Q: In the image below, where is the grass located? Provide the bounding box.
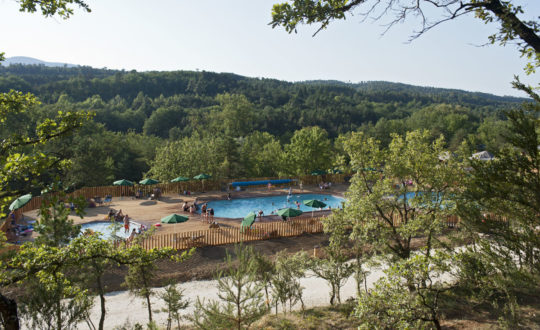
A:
[251,285,540,330]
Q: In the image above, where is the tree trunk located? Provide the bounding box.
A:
[56,298,62,330]
[433,317,442,330]
[485,0,540,53]
[0,294,19,330]
[146,294,152,323]
[96,275,106,330]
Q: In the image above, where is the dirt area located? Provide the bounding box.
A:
[100,232,330,292]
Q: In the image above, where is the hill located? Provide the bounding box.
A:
[2,56,79,68]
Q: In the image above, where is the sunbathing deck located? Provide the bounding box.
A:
[21,184,347,238]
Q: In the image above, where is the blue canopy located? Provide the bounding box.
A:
[231,179,292,187]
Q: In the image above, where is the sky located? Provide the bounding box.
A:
[0,0,538,97]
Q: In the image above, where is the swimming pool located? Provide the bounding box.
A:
[199,194,345,218]
[80,221,136,240]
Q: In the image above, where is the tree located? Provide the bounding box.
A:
[308,243,353,306]
[16,0,90,18]
[270,251,308,314]
[341,130,461,264]
[191,245,267,330]
[34,194,84,247]
[455,82,540,326]
[356,253,452,330]
[123,246,159,324]
[216,93,255,138]
[284,126,333,175]
[0,90,92,216]
[252,252,275,311]
[270,0,540,73]
[238,132,284,178]
[157,283,189,330]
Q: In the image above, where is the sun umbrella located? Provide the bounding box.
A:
[9,193,32,211]
[310,170,326,176]
[242,212,256,228]
[161,214,189,224]
[303,199,327,208]
[171,176,189,182]
[193,174,211,180]
[113,179,134,199]
[113,179,134,186]
[329,168,343,174]
[303,199,327,217]
[139,178,160,185]
[193,173,211,192]
[277,207,303,221]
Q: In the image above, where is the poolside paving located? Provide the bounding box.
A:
[23,184,348,237]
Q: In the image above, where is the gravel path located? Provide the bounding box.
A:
[74,267,388,329]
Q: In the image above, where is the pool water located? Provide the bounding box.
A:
[80,221,136,240]
[199,194,345,219]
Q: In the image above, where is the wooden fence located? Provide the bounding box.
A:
[115,217,325,250]
[114,213,461,251]
[17,173,348,213]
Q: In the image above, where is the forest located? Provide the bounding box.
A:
[0,64,525,191]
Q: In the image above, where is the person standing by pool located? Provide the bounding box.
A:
[258,210,264,220]
[128,228,136,243]
[123,214,130,233]
[288,187,292,196]
[202,203,208,222]
[208,208,214,223]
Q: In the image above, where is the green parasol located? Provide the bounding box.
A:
[161,214,189,224]
[113,179,134,186]
[303,199,327,217]
[139,178,160,185]
[241,212,256,228]
[310,170,326,176]
[9,194,32,211]
[303,199,327,208]
[193,173,211,180]
[277,208,303,218]
[171,176,190,182]
[193,173,211,192]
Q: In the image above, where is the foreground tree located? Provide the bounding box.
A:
[341,130,461,264]
[191,245,267,330]
[270,251,308,314]
[456,82,540,327]
[308,242,353,306]
[271,0,539,73]
[356,252,452,330]
[158,283,189,330]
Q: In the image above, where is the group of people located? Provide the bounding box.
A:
[319,182,332,190]
[107,208,128,222]
[182,201,200,214]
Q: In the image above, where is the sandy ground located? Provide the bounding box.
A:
[70,267,387,330]
[22,184,348,237]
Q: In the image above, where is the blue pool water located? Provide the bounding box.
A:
[80,221,136,240]
[199,194,345,218]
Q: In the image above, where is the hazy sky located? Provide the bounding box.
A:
[1,0,538,97]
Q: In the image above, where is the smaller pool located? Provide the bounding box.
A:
[80,221,137,240]
[199,193,345,219]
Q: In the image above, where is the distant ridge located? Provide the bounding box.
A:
[2,56,78,68]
